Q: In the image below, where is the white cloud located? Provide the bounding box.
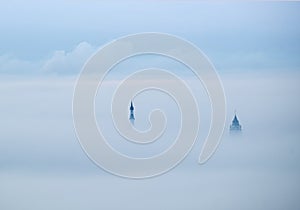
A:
[0,42,96,75]
[1,71,300,210]
[41,42,96,74]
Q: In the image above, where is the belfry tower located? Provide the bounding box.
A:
[230,111,242,131]
[129,101,135,124]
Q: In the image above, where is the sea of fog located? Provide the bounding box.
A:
[0,70,300,210]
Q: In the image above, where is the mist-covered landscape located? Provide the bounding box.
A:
[1,1,300,210]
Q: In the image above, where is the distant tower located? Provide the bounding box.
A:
[129,101,135,124]
[230,111,242,131]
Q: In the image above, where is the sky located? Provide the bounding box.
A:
[1,1,300,210]
[1,1,300,74]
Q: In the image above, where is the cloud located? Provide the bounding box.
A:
[1,70,300,210]
[0,42,96,75]
[1,37,299,77]
[41,42,96,75]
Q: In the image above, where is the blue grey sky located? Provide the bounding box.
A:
[1,1,300,74]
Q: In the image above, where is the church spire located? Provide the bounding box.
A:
[230,110,242,131]
[129,101,135,124]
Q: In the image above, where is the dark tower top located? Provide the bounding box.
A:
[130,101,134,111]
[129,101,135,121]
[232,115,239,125]
[230,113,242,131]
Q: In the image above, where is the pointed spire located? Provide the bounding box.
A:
[129,100,135,121]
[230,110,241,131]
[233,115,239,123]
[130,101,134,111]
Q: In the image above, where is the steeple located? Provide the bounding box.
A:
[130,101,134,111]
[129,101,135,124]
[230,111,242,131]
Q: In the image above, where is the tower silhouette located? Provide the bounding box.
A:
[230,111,242,131]
[129,101,135,124]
